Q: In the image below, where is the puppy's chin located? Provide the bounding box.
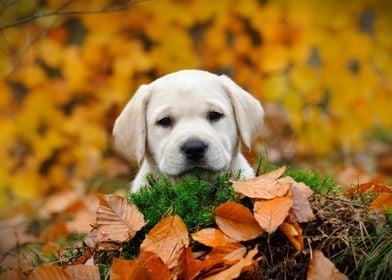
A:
[159,160,227,177]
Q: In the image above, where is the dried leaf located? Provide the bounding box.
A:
[307,250,348,280]
[206,242,247,262]
[140,215,189,268]
[0,215,36,253]
[369,193,392,214]
[215,202,264,241]
[204,246,261,280]
[110,258,144,280]
[254,195,293,233]
[289,184,315,223]
[345,182,391,196]
[110,252,171,280]
[0,269,24,280]
[279,223,304,252]
[37,222,69,243]
[63,265,100,280]
[192,228,236,247]
[176,248,230,280]
[96,194,145,243]
[231,167,290,199]
[27,264,70,280]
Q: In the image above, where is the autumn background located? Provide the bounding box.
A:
[1,0,391,209]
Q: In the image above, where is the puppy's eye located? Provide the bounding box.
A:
[208,111,223,122]
[157,117,172,128]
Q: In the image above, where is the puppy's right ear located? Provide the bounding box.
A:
[113,85,150,165]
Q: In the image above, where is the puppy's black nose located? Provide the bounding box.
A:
[181,139,208,160]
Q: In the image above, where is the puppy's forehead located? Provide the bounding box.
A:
[147,76,231,116]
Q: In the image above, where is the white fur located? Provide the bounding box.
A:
[113,70,264,192]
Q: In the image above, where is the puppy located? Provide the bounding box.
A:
[113,70,264,192]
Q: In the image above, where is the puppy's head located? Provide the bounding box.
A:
[113,70,264,176]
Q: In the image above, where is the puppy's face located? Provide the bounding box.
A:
[146,80,238,175]
[113,70,264,179]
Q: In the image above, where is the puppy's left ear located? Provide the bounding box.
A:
[113,85,150,164]
[220,75,264,150]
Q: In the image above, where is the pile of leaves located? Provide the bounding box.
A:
[1,166,390,279]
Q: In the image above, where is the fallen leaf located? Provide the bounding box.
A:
[66,208,96,234]
[206,242,247,262]
[140,215,189,268]
[83,228,121,251]
[96,194,146,243]
[307,250,348,280]
[231,167,290,199]
[288,184,315,223]
[27,264,70,280]
[279,223,304,252]
[253,195,293,233]
[0,269,24,280]
[63,265,100,280]
[176,247,230,280]
[204,246,261,280]
[369,193,392,214]
[215,202,264,241]
[110,258,143,280]
[37,222,69,243]
[0,215,36,253]
[280,177,314,199]
[71,248,95,265]
[345,182,391,196]
[41,191,80,217]
[110,252,171,280]
[192,228,236,247]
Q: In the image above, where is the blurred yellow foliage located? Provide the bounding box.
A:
[0,0,391,204]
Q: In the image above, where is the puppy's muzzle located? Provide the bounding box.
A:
[181,139,208,161]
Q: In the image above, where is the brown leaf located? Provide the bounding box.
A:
[96,194,145,243]
[345,182,391,196]
[140,215,189,268]
[369,193,392,214]
[27,264,70,280]
[37,222,69,243]
[254,195,293,233]
[41,191,80,217]
[192,228,236,247]
[63,265,100,280]
[288,184,315,223]
[204,246,261,280]
[279,223,304,252]
[231,166,290,199]
[307,250,348,280]
[215,202,264,241]
[84,228,121,251]
[110,258,143,280]
[71,248,95,265]
[0,269,24,280]
[66,208,97,234]
[0,215,36,253]
[110,252,171,280]
[176,248,230,280]
[206,242,247,262]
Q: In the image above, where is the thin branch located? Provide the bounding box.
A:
[0,0,137,31]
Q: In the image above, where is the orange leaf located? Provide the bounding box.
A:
[345,182,391,196]
[96,194,145,243]
[27,264,70,280]
[176,247,230,280]
[206,242,247,262]
[307,250,348,280]
[110,258,145,280]
[215,202,264,241]
[288,184,315,223]
[140,215,189,268]
[279,223,304,252]
[192,228,236,247]
[204,246,261,280]
[231,166,290,199]
[0,269,24,280]
[63,265,100,280]
[369,193,392,214]
[37,222,69,243]
[253,195,293,233]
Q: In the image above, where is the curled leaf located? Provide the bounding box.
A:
[192,228,236,247]
[254,195,293,233]
[96,194,145,243]
[279,223,304,252]
[140,215,189,268]
[215,202,264,241]
[307,250,348,280]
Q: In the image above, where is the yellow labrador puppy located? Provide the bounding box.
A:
[113,70,264,192]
